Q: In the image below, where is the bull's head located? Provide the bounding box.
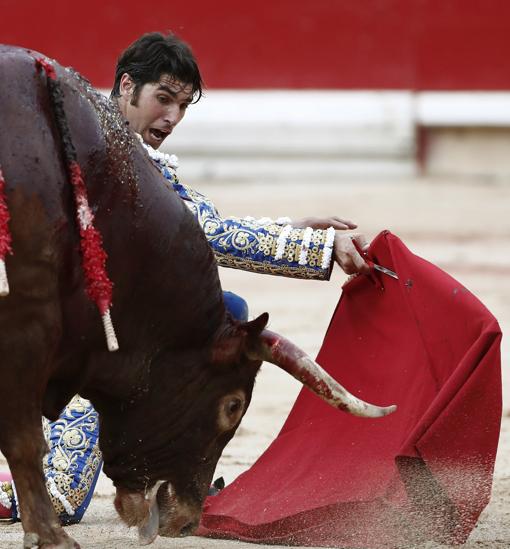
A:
[100,313,395,544]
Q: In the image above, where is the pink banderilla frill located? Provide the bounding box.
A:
[0,168,12,297]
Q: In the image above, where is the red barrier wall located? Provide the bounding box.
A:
[1,0,509,90]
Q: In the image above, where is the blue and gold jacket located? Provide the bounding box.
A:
[151,147,335,281]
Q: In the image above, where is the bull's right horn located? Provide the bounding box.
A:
[248,329,396,419]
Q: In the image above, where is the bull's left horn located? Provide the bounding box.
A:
[248,330,396,418]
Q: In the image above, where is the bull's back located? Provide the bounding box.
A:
[0,47,68,242]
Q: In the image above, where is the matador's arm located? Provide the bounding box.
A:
[150,155,336,281]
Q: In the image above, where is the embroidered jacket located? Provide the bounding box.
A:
[150,152,335,281]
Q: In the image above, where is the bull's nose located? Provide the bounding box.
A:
[179,520,199,537]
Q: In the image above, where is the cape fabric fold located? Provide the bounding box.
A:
[199,231,502,548]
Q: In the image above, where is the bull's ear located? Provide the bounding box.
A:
[211,313,269,366]
[239,312,269,338]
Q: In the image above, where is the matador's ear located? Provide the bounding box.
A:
[119,73,135,97]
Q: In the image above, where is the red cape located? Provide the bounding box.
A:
[200,231,502,547]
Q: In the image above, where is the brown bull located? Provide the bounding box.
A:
[0,46,395,548]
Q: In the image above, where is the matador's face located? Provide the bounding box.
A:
[118,73,193,149]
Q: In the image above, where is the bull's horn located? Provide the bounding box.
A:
[248,330,396,418]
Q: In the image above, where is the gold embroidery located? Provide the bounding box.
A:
[216,252,332,280]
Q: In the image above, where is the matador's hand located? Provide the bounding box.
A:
[333,233,370,275]
[291,216,357,230]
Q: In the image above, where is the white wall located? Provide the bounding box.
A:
[102,90,510,181]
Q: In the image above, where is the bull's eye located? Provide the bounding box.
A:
[227,398,242,416]
[217,391,246,432]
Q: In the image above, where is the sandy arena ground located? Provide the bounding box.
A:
[1,177,509,548]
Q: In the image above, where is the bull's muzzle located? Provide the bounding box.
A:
[114,482,202,545]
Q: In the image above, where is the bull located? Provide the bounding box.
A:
[0,46,395,548]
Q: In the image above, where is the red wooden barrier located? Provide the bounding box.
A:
[1,0,509,90]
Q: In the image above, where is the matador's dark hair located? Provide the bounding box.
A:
[111,32,203,103]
